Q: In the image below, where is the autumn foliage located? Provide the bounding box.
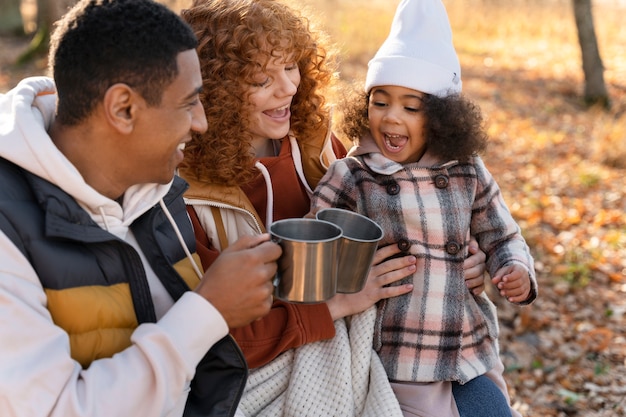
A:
[301,0,626,415]
[1,0,625,415]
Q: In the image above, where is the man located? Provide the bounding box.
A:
[0,0,280,415]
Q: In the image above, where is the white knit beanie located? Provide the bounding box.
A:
[365,0,462,97]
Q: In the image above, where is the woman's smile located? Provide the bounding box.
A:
[263,104,291,120]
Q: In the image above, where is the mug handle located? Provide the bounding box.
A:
[270,236,281,288]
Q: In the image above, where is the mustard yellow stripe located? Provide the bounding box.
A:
[45,283,137,332]
[46,283,137,368]
[70,328,134,368]
[173,253,202,290]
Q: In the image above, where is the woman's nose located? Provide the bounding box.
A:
[275,73,298,97]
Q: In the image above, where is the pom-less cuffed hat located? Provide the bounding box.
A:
[365,0,461,97]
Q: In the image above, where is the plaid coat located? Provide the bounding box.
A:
[310,140,536,384]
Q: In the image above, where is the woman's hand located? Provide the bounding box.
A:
[464,236,486,295]
[327,244,415,320]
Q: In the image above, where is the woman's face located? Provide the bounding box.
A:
[368,85,428,165]
[246,55,301,143]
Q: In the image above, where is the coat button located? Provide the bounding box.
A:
[445,241,461,255]
[386,182,400,195]
[397,239,411,252]
[434,174,449,189]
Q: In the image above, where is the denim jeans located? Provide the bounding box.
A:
[452,374,512,417]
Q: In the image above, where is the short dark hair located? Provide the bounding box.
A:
[49,0,198,125]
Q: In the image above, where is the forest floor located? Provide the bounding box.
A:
[2,0,626,415]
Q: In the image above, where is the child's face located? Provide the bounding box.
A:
[368,85,427,164]
[246,54,301,144]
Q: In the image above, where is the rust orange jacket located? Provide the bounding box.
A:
[181,133,347,368]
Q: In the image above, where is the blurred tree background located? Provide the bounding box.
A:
[0,0,615,107]
[1,0,625,415]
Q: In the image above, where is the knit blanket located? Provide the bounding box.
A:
[238,306,403,417]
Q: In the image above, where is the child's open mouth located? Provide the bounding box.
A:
[384,133,408,151]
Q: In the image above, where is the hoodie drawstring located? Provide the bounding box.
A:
[98,206,111,232]
[254,161,274,229]
[159,199,203,279]
[288,119,337,199]
[288,135,313,197]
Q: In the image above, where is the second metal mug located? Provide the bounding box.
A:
[316,208,384,293]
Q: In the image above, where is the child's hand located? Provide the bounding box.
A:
[491,263,531,303]
[326,244,415,320]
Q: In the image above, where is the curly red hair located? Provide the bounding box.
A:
[180,0,335,185]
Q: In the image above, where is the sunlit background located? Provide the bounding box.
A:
[1,0,625,415]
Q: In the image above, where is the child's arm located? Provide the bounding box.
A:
[491,263,532,303]
[470,156,537,304]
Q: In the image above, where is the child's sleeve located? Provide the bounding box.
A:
[470,156,537,305]
[310,159,358,213]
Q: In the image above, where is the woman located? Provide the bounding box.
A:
[178,0,487,415]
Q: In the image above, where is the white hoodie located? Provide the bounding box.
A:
[0,77,228,417]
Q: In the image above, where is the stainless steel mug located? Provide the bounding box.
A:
[269,218,343,303]
[316,208,384,293]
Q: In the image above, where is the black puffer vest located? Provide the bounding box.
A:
[0,157,247,417]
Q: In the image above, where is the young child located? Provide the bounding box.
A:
[310,0,537,416]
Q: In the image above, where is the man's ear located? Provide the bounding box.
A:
[103,83,140,134]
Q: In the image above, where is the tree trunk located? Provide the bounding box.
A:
[37,0,72,32]
[0,0,24,35]
[572,0,609,108]
[16,0,74,65]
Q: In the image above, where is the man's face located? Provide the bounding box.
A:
[128,49,207,185]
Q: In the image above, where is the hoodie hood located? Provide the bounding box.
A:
[0,77,172,237]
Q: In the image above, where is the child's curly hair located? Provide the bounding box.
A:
[339,85,488,162]
[180,0,335,185]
